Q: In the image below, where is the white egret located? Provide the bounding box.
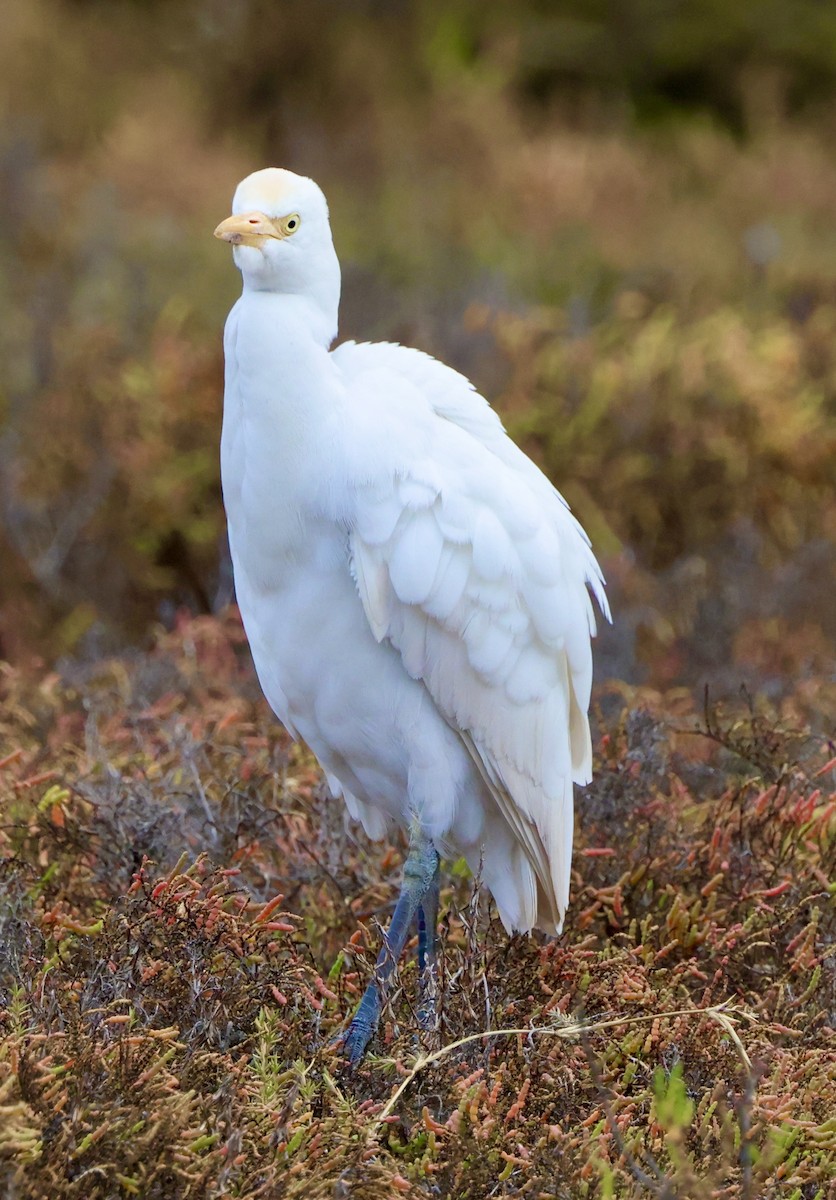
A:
[214,168,609,1061]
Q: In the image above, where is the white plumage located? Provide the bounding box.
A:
[215,168,609,938]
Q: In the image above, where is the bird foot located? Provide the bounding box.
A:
[333,984,381,1064]
[339,1016,378,1064]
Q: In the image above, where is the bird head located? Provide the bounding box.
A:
[215,168,341,337]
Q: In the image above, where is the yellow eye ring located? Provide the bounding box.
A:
[280,213,301,236]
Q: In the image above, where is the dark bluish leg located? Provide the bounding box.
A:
[417,859,440,1029]
[340,831,439,1064]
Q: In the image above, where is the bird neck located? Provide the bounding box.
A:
[222,290,345,540]
[227,292,342,432]
[240,244,341,349]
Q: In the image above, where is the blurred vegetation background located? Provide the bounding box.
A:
[1,0,834,715]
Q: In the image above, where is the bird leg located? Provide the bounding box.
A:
[416,866,440,1030]
[339,831,439,1064]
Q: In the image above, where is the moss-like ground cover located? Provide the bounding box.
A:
[1,612,833,1198]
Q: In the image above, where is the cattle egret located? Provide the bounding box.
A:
[214,168,609,1061]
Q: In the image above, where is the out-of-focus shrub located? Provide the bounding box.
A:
[0,309,223,658]
[491,299,836,569]
[1,0,836,680]
[484,297,836,691]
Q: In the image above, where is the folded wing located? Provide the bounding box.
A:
[333,340,608,932]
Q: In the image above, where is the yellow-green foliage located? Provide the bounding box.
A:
[0,614,833,1198]
[0,0,835,675]
[495,301,836,567]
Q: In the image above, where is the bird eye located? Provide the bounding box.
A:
[281,213,301,235]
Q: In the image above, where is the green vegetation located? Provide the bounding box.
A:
[0,2,834,1195]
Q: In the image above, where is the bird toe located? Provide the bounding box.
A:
[341,1019,376,1065]
[334,986,382,1064]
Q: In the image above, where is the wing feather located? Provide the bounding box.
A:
[334,339,609,933]
[387,508,444,605]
